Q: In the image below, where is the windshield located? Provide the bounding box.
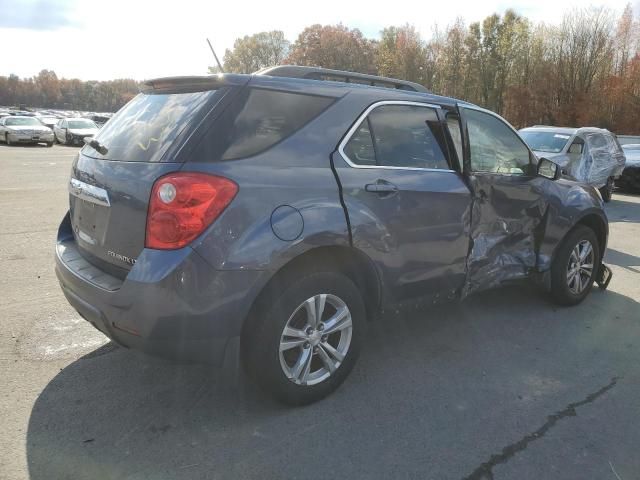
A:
[520,131,572,153]
[5,117,40,126]
[82,89,218,162]
[68,120,97,129]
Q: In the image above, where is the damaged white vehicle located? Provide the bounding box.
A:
[520,126,626,202]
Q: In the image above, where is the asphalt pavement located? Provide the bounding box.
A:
[1,144,639,480]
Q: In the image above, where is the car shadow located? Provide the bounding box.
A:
[605,248,640,274]
[607,194,640,224]
[26,286,640,480]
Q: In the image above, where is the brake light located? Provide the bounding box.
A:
[145,172,238,250]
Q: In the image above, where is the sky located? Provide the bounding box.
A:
[0,0,636,81]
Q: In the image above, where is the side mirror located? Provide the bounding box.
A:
[537,157,560,180]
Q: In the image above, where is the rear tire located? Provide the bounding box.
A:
[242,271,365,405]
[599,177,614,202]
[6,134,12,146]
[46,141,53,147]
[550,225,600,306]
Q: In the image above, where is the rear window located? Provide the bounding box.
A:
[82,90,219,162]
[195,88,335,161]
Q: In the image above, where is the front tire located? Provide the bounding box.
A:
[6,134,12,146]
[550,225,600,306]
[242,271,365,405]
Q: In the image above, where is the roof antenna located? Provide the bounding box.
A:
[206,38,225,73]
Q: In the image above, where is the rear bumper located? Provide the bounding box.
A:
[55,213,267,365]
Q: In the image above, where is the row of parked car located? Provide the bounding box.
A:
[0,114,100,147]
[0,107,112,125]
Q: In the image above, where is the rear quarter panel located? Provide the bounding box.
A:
[184,84,370,272]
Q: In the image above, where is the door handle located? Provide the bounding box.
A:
[365,180,399,196]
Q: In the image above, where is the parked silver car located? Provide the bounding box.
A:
[53,118,99,146]
[519,126,626,202]
[0,116,54,147]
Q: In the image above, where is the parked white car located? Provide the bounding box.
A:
[0,116,54,147]
[519,126,626,202]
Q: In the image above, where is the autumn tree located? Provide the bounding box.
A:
[376,25,430,84]
[35,70,62,106]
[431,19,467,98]
[220,31,290,74]
[553,7,614,124]
[286,24,377,74]
[613,4,637,77]
[0,72,140,111]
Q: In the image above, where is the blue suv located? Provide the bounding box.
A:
[55,66,612,404]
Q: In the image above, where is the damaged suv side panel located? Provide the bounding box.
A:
[336,102,609,302]
[462,174,549,297]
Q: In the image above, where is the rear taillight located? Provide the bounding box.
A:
[145,172,238,250]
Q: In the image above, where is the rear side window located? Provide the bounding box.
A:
[343,119,376,165]
[207,88,335,161]
[343,104,450,170]
[82,90,219,162]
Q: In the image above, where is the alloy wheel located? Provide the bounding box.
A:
[279,294,353,386]
[566,239,595,294]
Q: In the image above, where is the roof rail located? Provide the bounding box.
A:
[255,65,429,93]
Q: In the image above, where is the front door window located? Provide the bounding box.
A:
[465,108,533,175]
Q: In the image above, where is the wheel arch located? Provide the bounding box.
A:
[574,212,608,258]
[243,245,382,337]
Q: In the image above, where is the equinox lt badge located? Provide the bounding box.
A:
[107,250,136,265]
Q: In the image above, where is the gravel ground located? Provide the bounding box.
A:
[1,144,639,480]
